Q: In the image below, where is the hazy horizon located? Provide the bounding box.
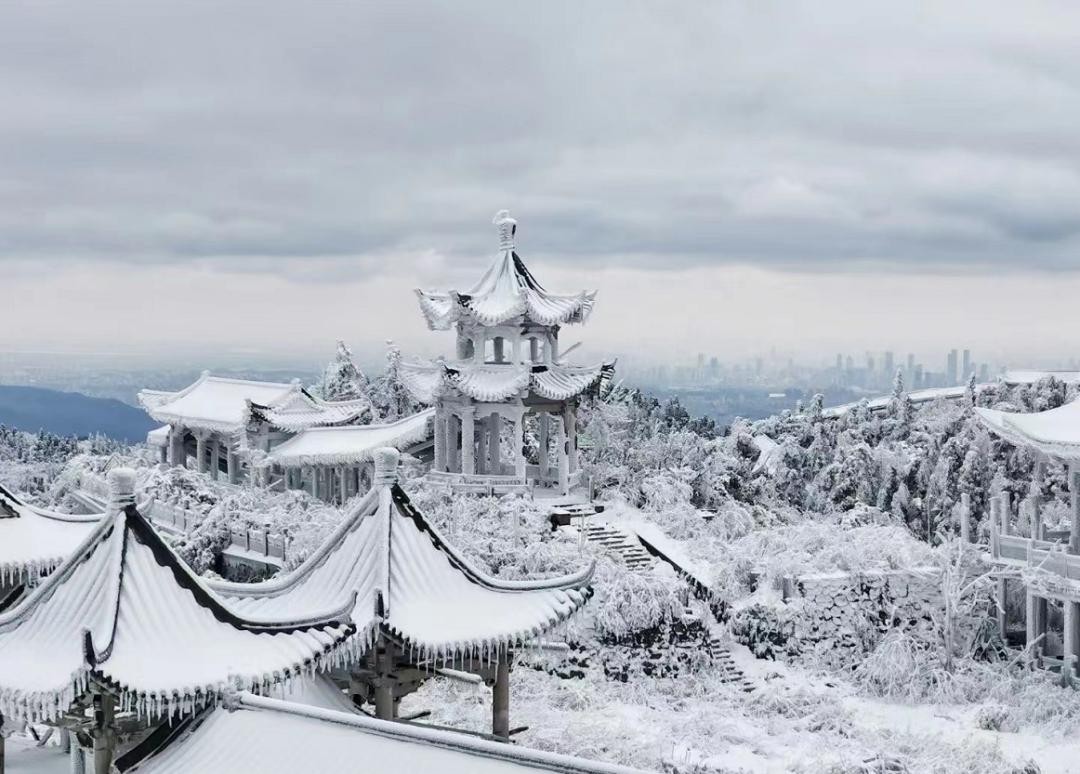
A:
[2,1,1079,365]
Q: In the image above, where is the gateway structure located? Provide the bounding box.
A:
[977,399,1080,676]
[403,211,613,495]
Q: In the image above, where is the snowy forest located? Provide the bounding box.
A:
[3,341,1079,774]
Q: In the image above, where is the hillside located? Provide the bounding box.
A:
[0,384,157,442]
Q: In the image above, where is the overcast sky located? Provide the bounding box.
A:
[2,1,1079,366]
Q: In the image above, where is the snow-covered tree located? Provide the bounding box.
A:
[314,340,372,409]
[369,340,422,421]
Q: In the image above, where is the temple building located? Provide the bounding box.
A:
[977,399,1080,677]
[0,484,101,605]
[208,447,594,738]
[138,373,433,501]
[402,211,614,495]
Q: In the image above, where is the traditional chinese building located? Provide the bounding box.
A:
[977,399,1080,678]
[401,211,614,495]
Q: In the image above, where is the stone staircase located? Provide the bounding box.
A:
[579,522,655,572]
[708,633,756,693]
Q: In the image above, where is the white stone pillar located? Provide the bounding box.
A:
[565,404,578,474]
[195,434,208,474]
[558,412,570,494]
[168,426,185,467]
[1000,492,1011,536]
[448,414,460,473]
[210,439,221,481]
[434,411,447,472]
[538,413,550,482]
[227,450,239,485]
[1071,466,1080,555]
[461,407,476,475]
[1026,588,1038,663]
[529,337,540,363]
[1032,459,1045,540]
[488,413,501,474]
[493,337,505,363]
[1066,601,1080,679]
[514,412,526,479]
[511,334,521,364]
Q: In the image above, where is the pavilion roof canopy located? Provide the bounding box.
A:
[0,484,102,588]
[127,692,648,774]
[977,399,1080,461]
[0,471,356,723]
[399,361,614,405]
[416,211,597,331]
[209,449,593,664]
[139,373,369,434]
[261,409,434,468]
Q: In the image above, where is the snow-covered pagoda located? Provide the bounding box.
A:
[0,484,101,604]
[403,211,613,495]
[977,399,1080,676]
[207,447,594,738]
[0,469,355,772]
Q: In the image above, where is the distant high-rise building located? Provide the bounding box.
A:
[979,363,990,382]
[914,364,924,388]
[946,349,959,385]
[866,353,875,373]
[907,353,915,375]
[884,351,895,376]
[835,354,843,372]
[962,349,972,380]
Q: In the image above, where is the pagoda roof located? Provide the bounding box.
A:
[0,485,102,589]
[126,691,648,774]
[209,449,593,664]
[416,211,596,331]
[399,361,615,405]
[0,471,355,723]
[977,399,1080,461]
[139,373,369,434]
[261,409,435,469]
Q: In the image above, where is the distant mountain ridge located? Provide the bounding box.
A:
[0,385,157,443]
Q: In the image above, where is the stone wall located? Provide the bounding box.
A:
[784,567,941,663]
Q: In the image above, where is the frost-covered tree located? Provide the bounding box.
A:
[314,340,372,409]
[369,340,422,421]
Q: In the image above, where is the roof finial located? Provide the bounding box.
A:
[107,467,137,513]
[373,447,400,486]
[493,209,516,250]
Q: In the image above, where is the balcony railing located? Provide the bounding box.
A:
[992,532,1080,581]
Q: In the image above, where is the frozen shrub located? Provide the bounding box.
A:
[731,602,790,660]
[974,704,1011,732]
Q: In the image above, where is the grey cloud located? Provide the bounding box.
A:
[3,0,1080,279]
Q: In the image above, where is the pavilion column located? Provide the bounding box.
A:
[195,434,208,474]
[564,404,578,474]
[461,407,476,476]
[488,413,501,475]
[210,439,221,481]
[558,412,570,495]
[373,638,397,721]
[168,425,186,467]
[1066,602,1080,679]
[69,733,84,774]
[434,411,447,472]
[227,450,239,485]
[1031,459,1046,540]
[92,693,116,774]
[538,414,550,483]
[1026,588,1038,665]
[492,657,511,740]
[513,412,526,479]
[1071,466,1080,554]
[448,414,460,473]
[339,466,347,503]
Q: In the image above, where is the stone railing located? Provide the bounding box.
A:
[992,533,1080,581]
[427,470,534,496]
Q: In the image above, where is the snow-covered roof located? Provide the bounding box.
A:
[976,399,1080,461]
[0,470,356,723]
[128,692,648,774]
[1003,370,1080,385]
[209,448,593,665]
[416,211,597,331]
[0,484,102,589]
[139,372,369,434]
[146,424,171,447]
[400,361,615,405]
[262,409,435,468]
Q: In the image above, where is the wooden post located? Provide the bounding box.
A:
[996,578,1007,641]
[70,731,85,774]
[565,404,578,474]
[373,640,396,721]
[1025,589,1039,667]
[92,692,115,774]
[492,658,510,740]
[960,493,971,544]
[1071,466,1080,555]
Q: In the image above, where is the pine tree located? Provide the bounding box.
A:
[316,340,372,406]
[369,340,420,421]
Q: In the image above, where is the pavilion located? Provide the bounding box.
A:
[403,211,614,495]
[0,469,356,773]
[208,447,594,738]
[122,689,646,774]
[977,398,1080,676]
[139,373,373,485]
[0,484,101,606]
